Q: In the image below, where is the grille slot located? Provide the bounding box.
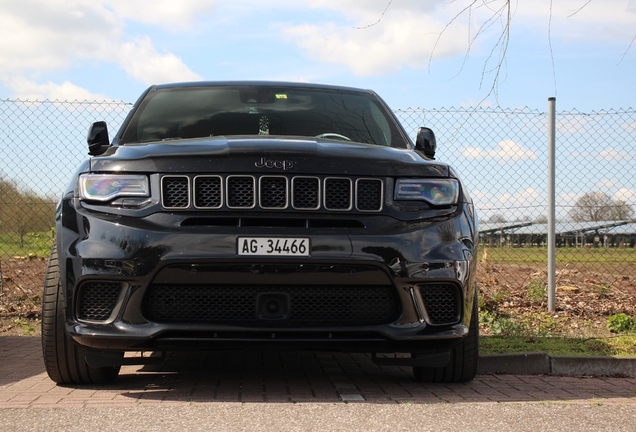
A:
[356,178,383,211]
[227,176,255,208]
[162,176,190,209]
[144,285,399,327]
[77,282,126,322]
[259,176,288,209]
[417,283,461,325]
[194,176,222,209]
[292,177,320,210]
[324,178,352,211]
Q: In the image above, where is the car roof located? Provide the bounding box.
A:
[151,81,373,95]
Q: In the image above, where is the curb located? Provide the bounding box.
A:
[478,353,636,377]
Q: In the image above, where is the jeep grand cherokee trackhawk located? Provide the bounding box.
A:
[42,82,479,385]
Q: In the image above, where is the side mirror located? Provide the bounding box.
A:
[415,127,436,159]
[87,121,110,156]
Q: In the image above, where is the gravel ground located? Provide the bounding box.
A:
[1,404,635,431]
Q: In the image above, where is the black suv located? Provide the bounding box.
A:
[42,82,478,385]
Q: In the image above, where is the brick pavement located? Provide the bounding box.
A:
[1,336,635,409]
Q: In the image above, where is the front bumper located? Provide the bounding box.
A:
[60,202,477,353]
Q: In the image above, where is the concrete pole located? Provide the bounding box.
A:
[547,97,556,312]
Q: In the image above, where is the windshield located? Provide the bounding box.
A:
[119,86,408,148]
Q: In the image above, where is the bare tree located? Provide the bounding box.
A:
[569,192,634,222]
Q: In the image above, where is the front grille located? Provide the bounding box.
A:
[144,285,399,327]
[77,282,126,322]
[417,283,461,325]
[161,175,383,213]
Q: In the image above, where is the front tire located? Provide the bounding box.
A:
[412,294,479,383]
[41,245,121,385]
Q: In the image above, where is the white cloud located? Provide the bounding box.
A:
[3,0,636,97]
[4,77,112,101]
[595,180,619,189]
[555,117,591,135]
[500,188,543,207]
[117,38,201,85]
[621,122,636,132]
[470,190,492,202]
[569,148,634,161]
[280,1,468,76]
[615,188,636,204]
[462,140,538,161]
[514,0,636,39]
[279,0,636,75]
[559,192,581,210]
[473,187,547,221]
[105,0,218,29]
[0,0,203,98]
[490,188,545,219]
[0,1,121,74]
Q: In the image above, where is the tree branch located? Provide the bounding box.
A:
[618,33,636,65]
[432,1,513,105]
[567,0,592,18]
[353,0,393,30]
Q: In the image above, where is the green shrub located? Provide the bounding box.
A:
[25,227,55,257]
[490,317,525,336]
[528,278,546,302]
[607,313,636,334]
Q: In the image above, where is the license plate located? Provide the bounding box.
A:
[238,237,310,256]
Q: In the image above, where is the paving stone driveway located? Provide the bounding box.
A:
[1,336,635,408]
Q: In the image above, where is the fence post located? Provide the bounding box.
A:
[547,97,556,312]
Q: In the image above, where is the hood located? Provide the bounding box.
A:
[90,136,450,177]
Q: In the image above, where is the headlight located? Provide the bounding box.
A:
[79,174,150,202]
[394,178,459,205]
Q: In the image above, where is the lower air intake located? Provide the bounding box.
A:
[417,283,461,325]
[144,285,399,327]
[77,282,126,322]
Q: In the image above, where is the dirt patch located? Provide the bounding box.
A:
[0,257,46,336]
[478,260,636,337]
[0,257,47,296]
[0,316,41,336]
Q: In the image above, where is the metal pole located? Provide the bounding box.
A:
[547,97,556,312]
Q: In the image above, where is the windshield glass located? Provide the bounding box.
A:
[119,86,408,148]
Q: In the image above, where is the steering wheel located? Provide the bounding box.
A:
[315,132,352,141]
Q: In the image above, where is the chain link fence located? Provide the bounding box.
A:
[398,106,636,320]
[1,99,634,314]
[0,100,132,305]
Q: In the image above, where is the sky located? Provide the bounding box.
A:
[0,0,635,111]
[1,0,635,221]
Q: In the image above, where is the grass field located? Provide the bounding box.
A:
[479,246,636,263]
[481,335,636,356]
[0,231,54,259]
[478,246,636,276]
